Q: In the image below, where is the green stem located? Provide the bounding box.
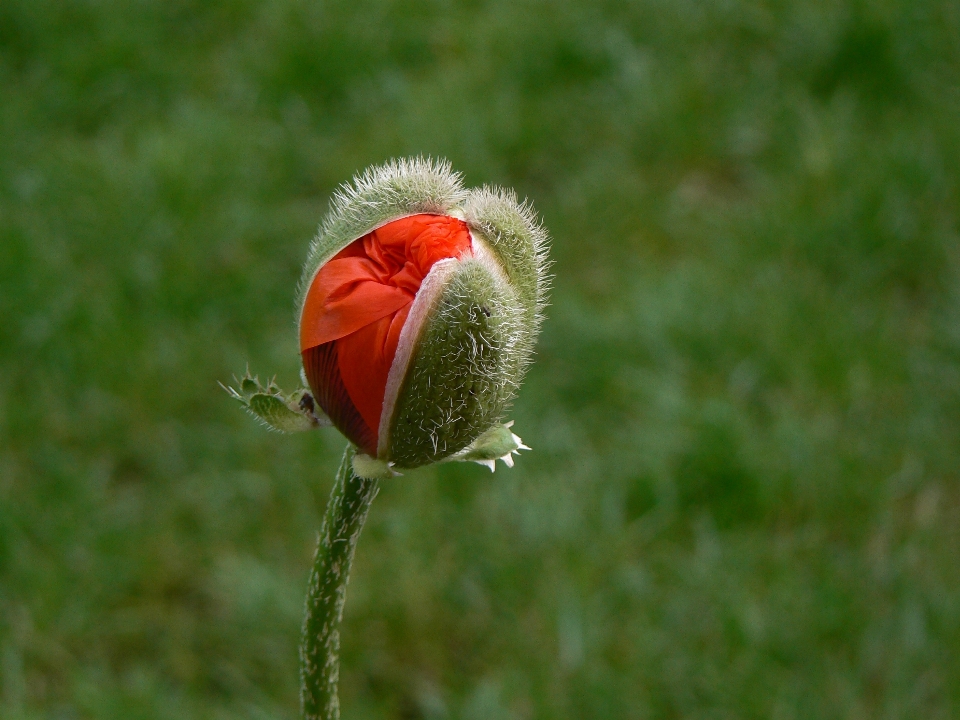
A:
[300,444,380,720]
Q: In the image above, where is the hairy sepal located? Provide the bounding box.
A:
[384,258,525,469]
[463,186,550,336]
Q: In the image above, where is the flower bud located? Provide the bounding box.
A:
[297,158,549,470]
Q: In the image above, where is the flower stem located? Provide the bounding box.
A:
[300,444,379,720]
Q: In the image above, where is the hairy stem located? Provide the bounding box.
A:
[300,444,379,720]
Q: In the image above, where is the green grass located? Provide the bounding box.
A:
[2,0,959,718]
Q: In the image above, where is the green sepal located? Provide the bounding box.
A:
[384,259,525,469]
[222,370,329,433]
[463,187,550,326]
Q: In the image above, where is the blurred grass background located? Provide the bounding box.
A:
[2,0,959,718]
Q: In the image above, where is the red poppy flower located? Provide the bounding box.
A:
[299,214,473,455]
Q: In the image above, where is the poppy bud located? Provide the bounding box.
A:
[228,158,548,475]
[298,158,548,472]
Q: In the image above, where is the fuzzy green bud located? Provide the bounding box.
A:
[229,158,549,474]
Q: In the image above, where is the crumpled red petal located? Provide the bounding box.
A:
[300,214,472,454]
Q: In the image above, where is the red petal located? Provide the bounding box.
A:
[336,304,410,439]
[299,258,411,350]
[301,342,377,454]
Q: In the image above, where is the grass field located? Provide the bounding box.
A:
[2,1,959,718]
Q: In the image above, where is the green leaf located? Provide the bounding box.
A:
[222,371,329,433]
